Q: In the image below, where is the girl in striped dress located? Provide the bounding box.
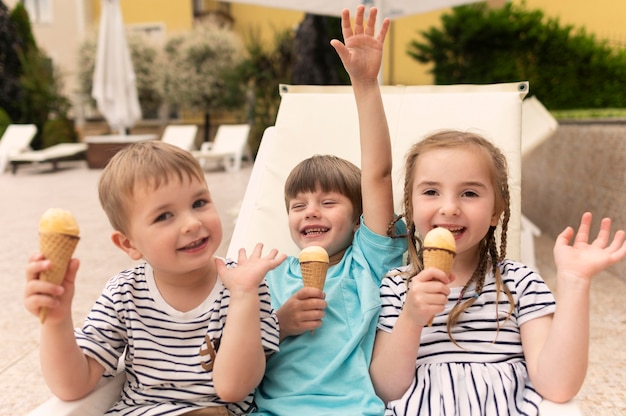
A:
[370,131,626,415]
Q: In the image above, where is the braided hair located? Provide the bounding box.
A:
[394,130,515,345]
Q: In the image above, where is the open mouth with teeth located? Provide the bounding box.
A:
[434,226,464,238]
[302,227,329,237]
[179,237,208,251]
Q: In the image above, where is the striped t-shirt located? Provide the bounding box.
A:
[75,260,279,416]
[378,259,556,416]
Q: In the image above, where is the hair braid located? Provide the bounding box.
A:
[392,130,518,346]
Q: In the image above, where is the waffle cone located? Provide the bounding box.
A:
[301,261,328,291]
[39,232,79,323]
[423,248,455,275]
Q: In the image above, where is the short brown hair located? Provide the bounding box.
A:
[284,155,362,222]
[98,140,207,234]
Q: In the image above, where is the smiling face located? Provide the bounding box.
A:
[114,174,223,282]
[287,187,359,255]
[284,155,362,257]
[411,146,500,262]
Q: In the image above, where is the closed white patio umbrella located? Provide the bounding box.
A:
[91,0,141,135]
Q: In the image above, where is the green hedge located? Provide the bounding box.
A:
[407,3,626,110]
[41,117,78,148]
[0,108,12,138]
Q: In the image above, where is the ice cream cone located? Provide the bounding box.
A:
[422,228,456,326]
[301,261,329,290]
[38,208,80,323]
[422,247,455,276]
[299,246,329,334]
[299,246,329,291]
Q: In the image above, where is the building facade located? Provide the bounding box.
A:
[4,0,626,118]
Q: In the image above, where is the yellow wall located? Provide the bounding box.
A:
[230,4,302,45]
[522,0,626,44]
[384,11,447,86]
[93,0,193,33]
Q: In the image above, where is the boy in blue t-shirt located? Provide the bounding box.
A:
[251,6,407,415]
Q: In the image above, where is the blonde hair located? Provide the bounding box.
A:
[284,155,362,223]
[396,130,514,343]
[98,140,207,234]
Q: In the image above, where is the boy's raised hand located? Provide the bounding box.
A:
[553,212,626,282]
[330,5,390,83]
[24,254,79,325]
[217,243,286,295]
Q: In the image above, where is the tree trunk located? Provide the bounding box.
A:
[203,111,211,142]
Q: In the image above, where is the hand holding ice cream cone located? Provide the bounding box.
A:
[422,228,456,326]
[299,246,329,333]
[38,208,80,323]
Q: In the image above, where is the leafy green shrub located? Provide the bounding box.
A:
[161,17,247,141]
[0,108,12,138]
[408,2,626,109]
[235,27,294,157]
[3,2,71,149]
[41,117,78,148]
[0,2,27,123]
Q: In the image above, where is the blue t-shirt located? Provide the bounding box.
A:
[251,219,407,416]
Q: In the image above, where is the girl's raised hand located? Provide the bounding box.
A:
[553,212,626,282]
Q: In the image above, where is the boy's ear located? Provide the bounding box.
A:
[111,231,143,261]
[353,215,361,232]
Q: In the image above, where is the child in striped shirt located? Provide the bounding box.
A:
[24,140,286,415]
[370,131,626,415]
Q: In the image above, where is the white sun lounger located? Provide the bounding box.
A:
[160,124,199,151]
[192,123,251,172]
[29,83,579,416]
[10,142,87,174]
[0,124,37,173]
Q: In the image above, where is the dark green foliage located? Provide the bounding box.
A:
[17,47,71,149]
[0,107,12,138]
[236,27,294,157]
[0,1,25,122]
[41,117,78,148]
[292,14,349,85]
[10,2,36,51]
[407,3,626,109]
[0,2,73,149]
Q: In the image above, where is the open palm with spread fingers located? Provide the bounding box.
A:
[330,5,390,83]
[553,212,626,281]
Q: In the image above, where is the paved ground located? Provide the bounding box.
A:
[0,159,624,415]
